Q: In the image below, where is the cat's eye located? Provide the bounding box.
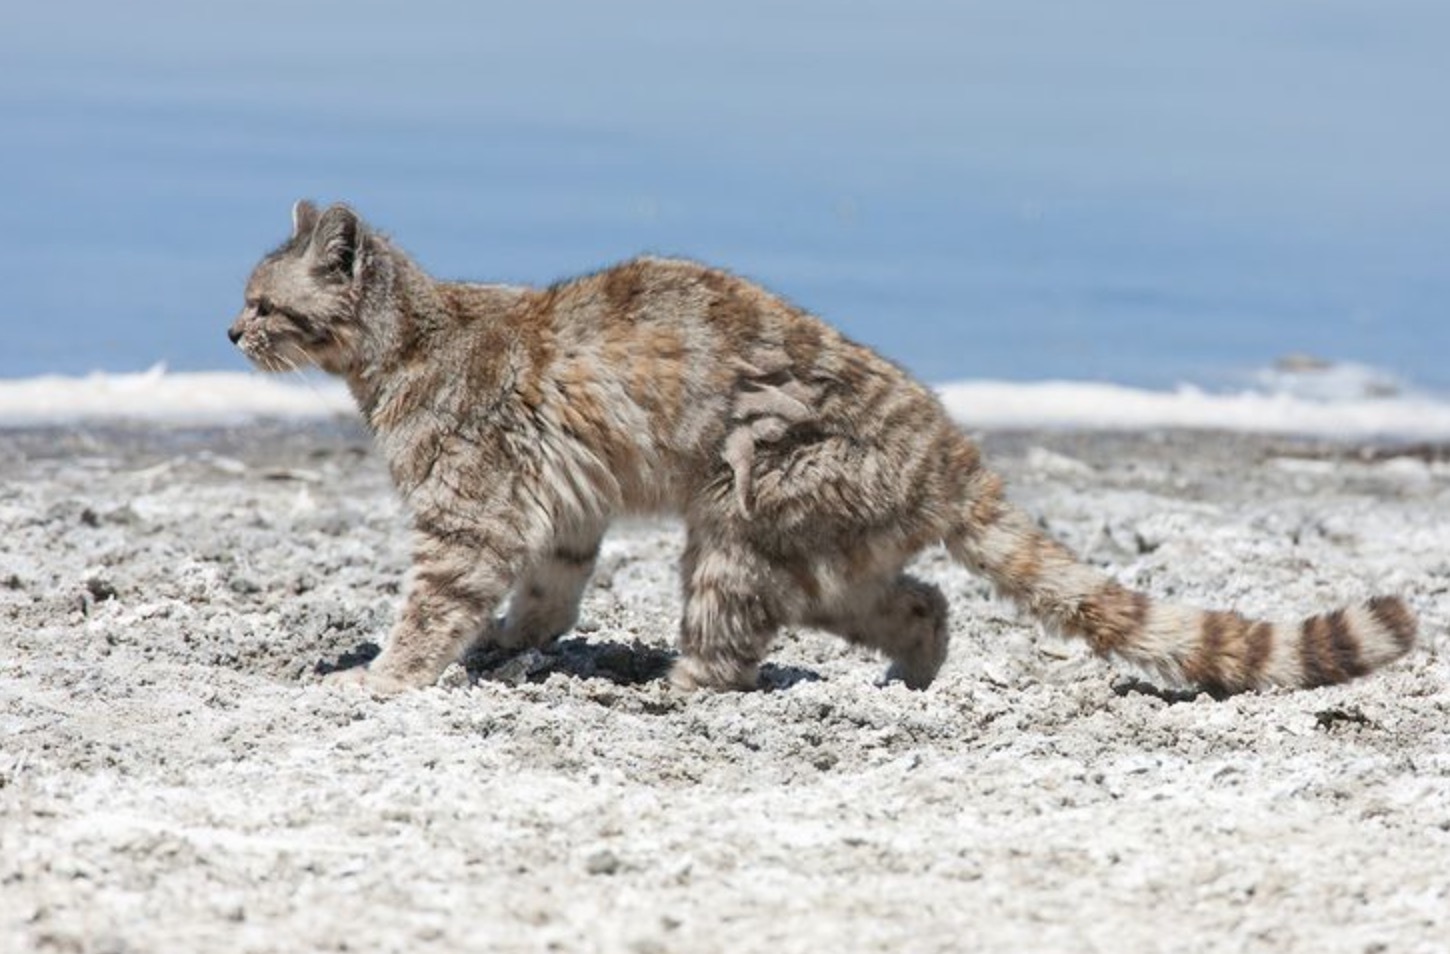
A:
[254,301,273,318]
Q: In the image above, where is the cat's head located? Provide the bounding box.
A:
[228,200,374,375]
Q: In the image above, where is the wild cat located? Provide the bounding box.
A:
[228,200,1417,696]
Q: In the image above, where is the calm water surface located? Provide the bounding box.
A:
[2,1,1447,390]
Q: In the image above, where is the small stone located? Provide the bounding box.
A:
[488,649,549,686]
[585,849,621,876]
[105,505,141,526]
[436,663,470,690]
[228,575,262,595]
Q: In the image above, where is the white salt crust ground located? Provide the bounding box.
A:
[2,423,1448,954]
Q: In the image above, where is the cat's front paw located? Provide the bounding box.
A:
[669,654,759,692]
[322,665,417,697]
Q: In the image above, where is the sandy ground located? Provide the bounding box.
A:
[2,421,1448,954]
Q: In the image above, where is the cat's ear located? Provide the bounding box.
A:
[291,199,320,240]
[310,204,363,278]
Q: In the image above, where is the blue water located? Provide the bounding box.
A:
[2,0,1448,391]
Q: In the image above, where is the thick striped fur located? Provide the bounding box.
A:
[228,201,1418,696]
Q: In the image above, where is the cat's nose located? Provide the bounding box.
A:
[227,325,243,345]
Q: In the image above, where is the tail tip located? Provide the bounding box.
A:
[1365,594,1417,655]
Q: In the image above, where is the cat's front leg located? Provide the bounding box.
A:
[328,503,532,694]
[495,522,606,649]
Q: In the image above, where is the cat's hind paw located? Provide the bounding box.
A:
[321,665,416,697]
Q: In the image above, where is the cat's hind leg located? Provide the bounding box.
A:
[808,572,950,690]
[669,524,785,691]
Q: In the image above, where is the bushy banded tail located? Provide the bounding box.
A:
[948,471,1417,693]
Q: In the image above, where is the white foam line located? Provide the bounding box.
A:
[937,379,1450,440]
[0,366,353,425]
[1,367,1448,439]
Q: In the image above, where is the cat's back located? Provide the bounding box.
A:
[545,255,940,420]
[546,255,872,373]
[547,255,789,336]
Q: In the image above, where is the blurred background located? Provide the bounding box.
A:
[2,0,1447,393]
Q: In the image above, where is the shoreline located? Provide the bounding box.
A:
[4,413,1448,464]
[5,363,1450,440]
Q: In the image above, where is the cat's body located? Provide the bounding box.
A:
[229,201,1417,695]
